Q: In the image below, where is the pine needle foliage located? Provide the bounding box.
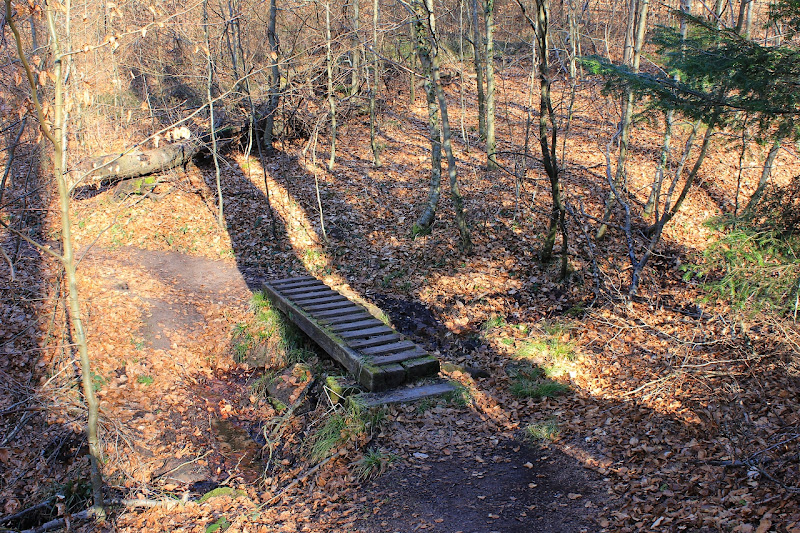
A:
[687,177,800,320]
[582,7,800,141]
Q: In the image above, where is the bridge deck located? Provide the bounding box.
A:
[262,277,440,391]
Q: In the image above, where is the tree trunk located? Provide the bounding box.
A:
[369,0,381,166]
[744,139,781,214]
[326,0,337,170]
[597,0,649,239]
[470,0,486,139]
[426,0,472,252]
[351,0,361,96]
[516,0,567,277]
[263,0,281,154]
[485,0,497,170]
[204,0,224,226]
[645,0,689,218]
[411,1,443,236]
[7,0,105,516]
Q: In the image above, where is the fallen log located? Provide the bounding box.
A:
[79,140,200,185]
[77,125,237,186]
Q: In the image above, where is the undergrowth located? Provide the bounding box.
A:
[688,183,800,320]
[353,448,396,481]
[305,402,386,462]
[234,292,315,368]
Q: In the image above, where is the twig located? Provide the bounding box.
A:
[7,498,183,533]
[0,411,32,447]
[260,453,337,508]
[0,498,54,525]
[155,450,212,479]
[0,246,14,281]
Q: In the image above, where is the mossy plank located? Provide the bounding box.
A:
[293,294,349,305]
[311,306,363,319]
[328,318,384,332]
[271,276,316,286]
[281,285,332,296]
[338,326,395,339]
[348,334,403,349]
[354,382,457,408]
[302,300,357,312]
[272,279,322,290]
[320,313,373,326]
[361,340,417,356]
[369,347,428,365]
[401,356,440,380]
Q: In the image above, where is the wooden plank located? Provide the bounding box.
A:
[311,306,364,319]
[328,318,384,332]
[273,279,323,290]
[319,312,373,326]
[270,276,316,286]
[292,294,348,305]
[354,382,457,408]
[301,300,357,312]
[361,340,417,356]
[348,334,403,349]
[280,285,332,297]
[402,356,440,379]
[338,326,395,340]
[288,290,341,303]
[369,347,429,365]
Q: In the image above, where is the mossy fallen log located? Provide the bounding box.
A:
[78,125,237,186]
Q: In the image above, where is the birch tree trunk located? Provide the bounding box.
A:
[204,0,224,226]
[352,0,361,96]
[411,0,473,251]
[369,0,381,166]
[411,2,443,235]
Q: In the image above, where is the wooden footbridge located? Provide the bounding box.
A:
[262,276,454,403]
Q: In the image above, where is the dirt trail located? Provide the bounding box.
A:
[75,244,603,531]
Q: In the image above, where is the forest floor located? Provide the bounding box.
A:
[1,69,800,533]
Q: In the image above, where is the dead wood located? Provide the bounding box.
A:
[77,125,238,186]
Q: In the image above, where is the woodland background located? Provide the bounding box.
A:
[1,0,799,530]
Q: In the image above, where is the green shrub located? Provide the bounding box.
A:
[687,225,800,319]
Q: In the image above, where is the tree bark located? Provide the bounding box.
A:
[204,0,224,226]
[411,2,443,236]
[7,0,105,516]
[470,0,486,139]
[484,0,497,169]
[369,0,381,166]
[326,0,337,170]
[516,0,567,278]
[744,139,781,214]
[597,0,649,239]
[263,0,281,154]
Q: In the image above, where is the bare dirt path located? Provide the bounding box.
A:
[77,244,603,532]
